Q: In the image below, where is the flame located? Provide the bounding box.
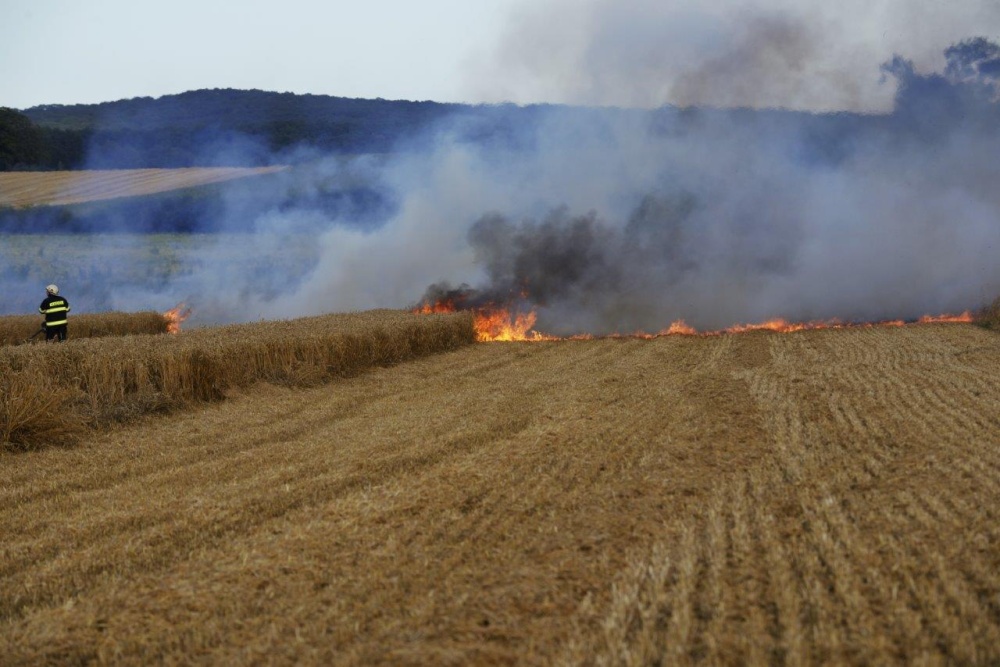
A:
[473,308,560,342]
[414,299,554,341]
[414,300,549,341]
[918,311,974,324]
[664,320,698,336]
[415,300,459,315]
[414,299,977,342]
[163,304,192,334]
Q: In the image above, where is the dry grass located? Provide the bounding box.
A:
[0,311,169,347]
[0,367,85,451]
[0,320,997,664]
[0,310,473,451]
[0,167,287,208]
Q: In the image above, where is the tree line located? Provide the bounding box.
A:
[1,90,478,170]
[0,107,88,170]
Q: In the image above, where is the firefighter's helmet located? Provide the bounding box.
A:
[46,284,59,295]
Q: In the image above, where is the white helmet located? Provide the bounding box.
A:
[46,284,59,295]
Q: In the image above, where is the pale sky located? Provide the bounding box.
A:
[3,0,1000,112]
[1,0,520,108]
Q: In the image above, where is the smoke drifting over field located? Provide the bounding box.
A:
[278,37,1000,333]
[468,0,1000,113]
[4,35,1000,334]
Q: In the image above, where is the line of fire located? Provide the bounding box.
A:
[413,297,974,342]
[163,298,973,341]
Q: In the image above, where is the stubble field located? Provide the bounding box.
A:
[0,167,287,208]
[2,321,999,665]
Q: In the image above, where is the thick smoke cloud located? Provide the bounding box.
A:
[465,0,1000,112]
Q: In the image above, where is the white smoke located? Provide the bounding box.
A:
[263,67,1000,333]
[464,0,1000,112]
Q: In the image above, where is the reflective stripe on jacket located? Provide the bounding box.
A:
[40,296,70,327]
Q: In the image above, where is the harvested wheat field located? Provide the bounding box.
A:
[0,167,287,208]
[2,322,999,665]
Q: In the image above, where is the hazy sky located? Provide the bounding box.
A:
[1,0,518,108]
[3,0,999,112]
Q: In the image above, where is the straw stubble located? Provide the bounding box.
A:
[1,322,998,664]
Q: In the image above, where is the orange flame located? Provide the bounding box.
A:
[415,300,459,315]
[473,308,559,342]
[918,311,974,324]
[163,304,192,334]
[664,319,698,336]
[413,300,553,342]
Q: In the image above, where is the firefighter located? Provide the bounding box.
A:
[39,284,70,342]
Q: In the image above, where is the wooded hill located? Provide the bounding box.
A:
[1,87,917,172]
[4,89,562,169]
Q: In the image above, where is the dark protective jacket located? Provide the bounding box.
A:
[39,295,70,327]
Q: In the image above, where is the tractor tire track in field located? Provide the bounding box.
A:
[2,325,1000,664]
[561,325,1000,666]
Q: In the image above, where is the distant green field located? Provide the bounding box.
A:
[0,233,320,315]
[2,233,318,279]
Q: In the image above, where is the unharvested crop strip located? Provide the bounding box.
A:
[0,311,474,451]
